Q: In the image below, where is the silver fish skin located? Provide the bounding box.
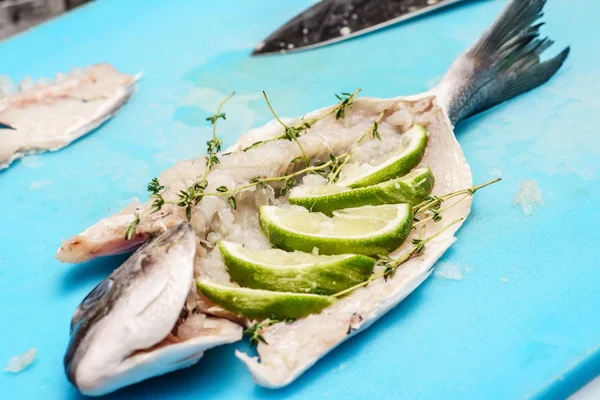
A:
[64,222,242,396]
[434,0,570,125]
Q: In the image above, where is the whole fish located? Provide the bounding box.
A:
[62,0,569,395]
[0,64,138,169]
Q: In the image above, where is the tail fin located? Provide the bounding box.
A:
[435,0,570,125]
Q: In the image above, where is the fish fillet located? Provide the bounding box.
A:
[0,63,138,169]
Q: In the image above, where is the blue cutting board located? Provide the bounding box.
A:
[1,0,599,398]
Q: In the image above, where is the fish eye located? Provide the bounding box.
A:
[81,278,113,309]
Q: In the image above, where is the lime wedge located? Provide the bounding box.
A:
[196,280,334,320]
[218,241,374,295]
[289,167,434,215]
[259,204,412,256]
[338,125,428,188]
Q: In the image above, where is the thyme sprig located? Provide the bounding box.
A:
[177,181,208,220]
[262,91,310,167]
[123,93,236,238]
[332,217,464,298]
[412,178,501,217]
[242,89,361,152]
[147,177,167,213]
[204,92,235,175]
[175,92,236,220]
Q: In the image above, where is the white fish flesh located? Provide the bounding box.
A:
[0,63,138,169]
[61,0,569,395]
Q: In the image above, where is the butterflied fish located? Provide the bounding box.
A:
[61,0,569,395]
[0,63,138,170]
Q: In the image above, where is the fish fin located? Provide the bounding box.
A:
[439,0,570,125]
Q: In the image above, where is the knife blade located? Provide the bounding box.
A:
[252,0,472,56]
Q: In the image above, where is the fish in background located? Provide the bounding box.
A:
[0,63,139,170]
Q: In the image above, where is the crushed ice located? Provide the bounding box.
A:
[488,167,504,177]
[4,348,36,373]
[434,262,471,281]
[513,179,543,216]
[20,155,44,169]
[29,180,53,190]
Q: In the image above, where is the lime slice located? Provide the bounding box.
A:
[337,125,428,188]
[218,241,374,295]
[196,280,334,320]
[259,204,412,256]
[289,167,434,215]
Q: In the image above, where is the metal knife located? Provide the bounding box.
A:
[252,0,471,56]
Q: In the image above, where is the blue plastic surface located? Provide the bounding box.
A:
[1,0,599,398]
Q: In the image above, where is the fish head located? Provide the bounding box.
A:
[64,222,199,396]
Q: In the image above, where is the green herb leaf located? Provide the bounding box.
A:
[243,318,295,347]
[250,176,267,189]
[280,178,296,196]
[411,238,425,253]
[334,91,356,120]
[383,263,396,281]
[147,178,165,194]
[244,321,269,347]
[150,194,165,213]
[124,214,141,240]
[206,112,226,124]
[372,122,381,140]
[255,334,267,345]
[243,141,263,152]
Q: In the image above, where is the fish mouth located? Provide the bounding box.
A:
[68,316,240,396]
[63,223,240,396]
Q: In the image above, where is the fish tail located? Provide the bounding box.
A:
[436,0,570,125]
